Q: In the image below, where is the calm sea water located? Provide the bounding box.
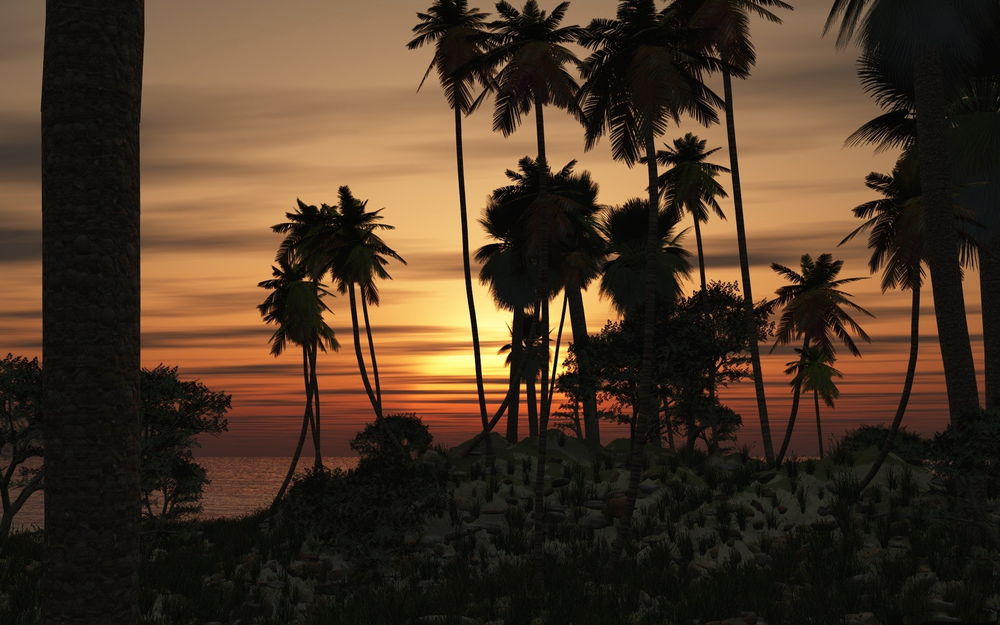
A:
[11,456,358,532]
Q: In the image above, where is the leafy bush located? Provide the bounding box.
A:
[834,424,931,465]
[349,412,432,464]
[930,409,1000,499]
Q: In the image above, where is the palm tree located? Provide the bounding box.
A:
[600,198,692,316]
[825,0,991,420]
[409,0,497,468]
[769,253,873,464]
[647,132,730,290]
[258,260,339,504]
[577,0,720,549]
[784,344,842,459]
[41,1,143,622]
[681,0,792,464]
[499,310,550,436]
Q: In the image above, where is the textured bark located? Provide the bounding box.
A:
[361,295,383,417]
[616,129,662,551]
[527,377,539,437]
[566,285,600,448]
[308,341,323,471]
[41,2,144,622]
[454,107,494,470]
[981,247,1000,411]
[912,47,980,419]
[506,308,524,442]
[813,390,824,459]
[723,70,774,463]
[776,338,809,465]
[348,283,380,418]
[859,286,920,491]
[271,346,315,508]
[692,217,708,291]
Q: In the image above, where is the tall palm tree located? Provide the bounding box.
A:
[258,260,339,504]
[578,0,720,550]
[499,310,550,436]
[769,253,873,464]
[409,0,497,468]
[41,1,143,622]
[784,344,842,459]
[825,0,991,420]
[681,0,792,464]
[648,132,730,290]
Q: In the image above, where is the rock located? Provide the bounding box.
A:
[926,599,955,611]
[817,505,833,516]
[480,500,508,515]
[551,477,571,488]
[754,470,778,483]
[605,496,629,519]
[579,514,609,530]
[752,520,765,530]
[925,614,959,623]
[760,487,775,498]
[417,616,481,625]
[583,499,604,510]
[639,480,660,494]
[777,505,787,514]
[750,500,765,513]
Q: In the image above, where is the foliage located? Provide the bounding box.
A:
[140,365,231,520]
[929,409,1000,498]
[0,354,43,544]
[349,413,434,464]
[834,424,931,466]
[561,282,771,450]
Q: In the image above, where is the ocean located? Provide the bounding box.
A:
[10,456,358,532]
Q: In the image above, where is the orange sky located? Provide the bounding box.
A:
[0,1,986,456]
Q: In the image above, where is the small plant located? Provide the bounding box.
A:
[899,464,917,501]
[795,484,808,513]
[830,471,862,506]
[785,456,800,481]
[886,465,898,491]
[804,458,817,475]
[738,445,751,465]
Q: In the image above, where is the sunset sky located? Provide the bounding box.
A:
[0,1,986,457]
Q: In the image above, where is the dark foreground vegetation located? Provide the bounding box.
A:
[3,419,998,625]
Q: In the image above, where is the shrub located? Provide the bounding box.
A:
[834,425,931,465]
[349,412,432,464]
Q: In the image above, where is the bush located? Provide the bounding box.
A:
[930,409,1000,499]
[834,425,930,465]
[349,412,432,464]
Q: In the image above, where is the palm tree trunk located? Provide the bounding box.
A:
[271,345,315,508]
[545,292,569,416]
[693,217,708,291]
[454,106,495,471]
[981,248,1000,411]
[41,2,143,622]
[616,127,663,552]
[309,341,323,471]
[912,47,980,420]
[813,389,824,459]
[723,69,775,463]
[527,377,539,438]
[776,338,810,465]
[859,285,920,491]
[361,295,383,415]
[566,285,600,449]
[506,308,524,443]
[348,283,381,418]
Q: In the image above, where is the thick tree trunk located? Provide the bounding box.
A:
[981,247,1000,411]
[813,389,824,459]
[454,107,494,471]
[309,341,323,471]
[776,338,809,465]
[41,2,143,622]
[693,217,708,291]
[913,47,980,420]
[272,346,315,508]
[348,283,380,418]
[616,128,662,551]
[506,308,524,443]
[859,286,921,491]
[567,285,600,448]
[546,292,569,416]
[723,70,775,463]
[527,377,539,437]
[361,295,383,417]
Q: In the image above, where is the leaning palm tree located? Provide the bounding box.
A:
[769,253,873,465]
[784,344,842,459]
[258,260,339,505]
[647,132,730,290]
[409,0,497,467]
[577,0,721,550]
[297,187,406,422]
[41,1,144,620]
[825,0,992,420]
[681,0,792,464]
